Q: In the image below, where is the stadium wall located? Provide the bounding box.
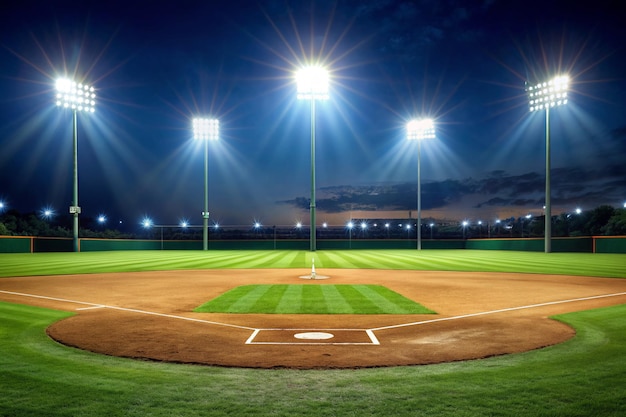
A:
[0,235,624,253]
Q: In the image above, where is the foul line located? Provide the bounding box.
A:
[370,292,626,332]
[0,290,255,331]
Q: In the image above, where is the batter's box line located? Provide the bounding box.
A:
[245,328,380,345]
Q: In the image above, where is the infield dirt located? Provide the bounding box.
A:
[1,269,625,369]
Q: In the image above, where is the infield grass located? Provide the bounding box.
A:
[194,284,435,314]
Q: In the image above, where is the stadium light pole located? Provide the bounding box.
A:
[55,77,96,252]
[407,118,436,250]
[192,118,219,251]
[526,75,569,253]
[296,65,329,252]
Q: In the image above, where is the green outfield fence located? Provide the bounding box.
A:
[1,235,625,253]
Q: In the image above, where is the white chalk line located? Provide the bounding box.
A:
[0,290,255,331]
[370,292,626,332]
[2,289,625,345]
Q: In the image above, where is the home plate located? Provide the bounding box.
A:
[294,332,334,340]
[245,329,380,345]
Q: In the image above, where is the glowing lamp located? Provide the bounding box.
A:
[192,118,219,141]
[55,78,96,113]
[526,75,569,112]
[296,66,329,100]
[407,119,435,140]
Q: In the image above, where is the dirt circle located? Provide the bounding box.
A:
[1,268,625,369]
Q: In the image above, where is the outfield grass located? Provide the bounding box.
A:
[194,284,435,314]
[1,249,625,278]
[0,250,625,416]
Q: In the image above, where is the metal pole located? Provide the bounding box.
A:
[545,107,552,253]
[310,99,316,252]
[203,137,209,250]
[417,139,422,250]
[72,110,79,252]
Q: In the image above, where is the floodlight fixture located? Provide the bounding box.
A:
[322,222,328,228]
[406,118,436,141]
[192,117,219,251]
[347,221,354,229]
[97,215,106,224]
[360,221,367,230]
[296,65,330,252]
[142,218,153,228]
[526,74,570,253]
[180,221,189,228]
[575,207,582,215]
[526,75,569,112]
[254,222,261,229]
[55,76,96,252]
[296,222,302,229]
[296,66,330,100]
[192,118,219,141]
[56,78,96,113]
[406,118,436,250]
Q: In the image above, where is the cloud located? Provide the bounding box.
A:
[280,164,626,217]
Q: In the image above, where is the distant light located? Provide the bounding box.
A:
[406,224,411,230]
[384,223,390,228]
[360,222,367,230]
[254,222,261,228]
[322,222,328,228]
[407,119,436,140]
[180,221,188,228]
[40,207,54,219]
[296,222,302,228]
[296,66,329,100]
[429,223,434,227]
[575,208,582,215]
[526,75,569,112]
[192,118,219,141]
[142,218,152,228]
[0,201,4,210]
[478,221,482,225]
[55,77,96,113]
[97,215,106,224]
[526,214,532,219]
[347,221,354,229]
[213,223,219,229]
[623,202,626,208]
[462,221,468,227]
[495,219,501,224]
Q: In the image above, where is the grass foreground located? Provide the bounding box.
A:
[194,284,435,314]
[0,249,625,416]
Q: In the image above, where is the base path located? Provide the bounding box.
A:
[1,269,625,369]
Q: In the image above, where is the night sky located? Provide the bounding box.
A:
[1,0,625,231]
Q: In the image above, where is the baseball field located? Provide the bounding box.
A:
[1,249,625,416]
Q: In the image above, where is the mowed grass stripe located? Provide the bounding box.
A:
[194,284,434,314]
[197,285,272,313]
[321,285,354,314]
[2,250,625,278]
[275,285,302,313]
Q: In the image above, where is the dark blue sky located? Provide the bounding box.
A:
[1,0,625,230]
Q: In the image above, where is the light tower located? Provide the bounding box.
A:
[526,75,569,253]
[407,118,436,250]
[296,65,329,252]
[55,77,96,252]
[192,117,219,250]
